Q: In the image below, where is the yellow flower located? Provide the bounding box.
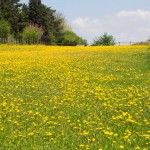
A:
[45,132,52,136]
[114,133,118,137]
[28,110,32,114]
[82,130,89,135]
[0,127,4,131]
[80,144,84,147]
[2,101,7,107]
[28,132,34,136]
[120,145,124,149]
[92,138,96,142]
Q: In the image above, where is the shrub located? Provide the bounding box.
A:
[92,32,116,46]
[62,31,87,46]
[147,37,150,44]
[22,24,43,44]
[0,19,11,39]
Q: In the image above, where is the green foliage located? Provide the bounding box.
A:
[62,31,78,46]
[80,38,88,46]
[0,0,86,45]
[22,24,43,44]
[29,0,62,44]
[17,3,29,35]
[49,33,57,45]
[0,0,22,35]
[0,19,11,38]
[54,12,72,32]
[62,31,87,46]
[29,0,42,26]
[92,32,116,46]
[147,37,150,44]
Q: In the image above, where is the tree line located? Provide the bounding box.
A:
[0,0,87,45]
[1,0,149,46]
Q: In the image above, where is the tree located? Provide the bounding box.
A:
[22,24,43,44]
[39,5,58,44]
[0,0,22,36]
[52,12,66,44]
[0,19,11,38]
[54,12,72,32]
[29,0,56,33]
[92,32,115,46]
[17,3,29,36]
[0,0,87,45]
[29,0,61,44]
[29,0,42,25]
[147,37,150,44]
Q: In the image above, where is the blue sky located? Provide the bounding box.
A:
[21,0,150,44]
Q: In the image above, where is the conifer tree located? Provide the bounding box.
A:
[0,0,21,35]
[29,0,63,44]
[18,3,29,33]
[29,0,42,25]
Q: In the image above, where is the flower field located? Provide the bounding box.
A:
[0,45,150,150]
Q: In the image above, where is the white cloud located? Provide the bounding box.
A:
[71,10,150,44]
[117,9,150,18]
[72,17,89,27]
[72,17,102,28]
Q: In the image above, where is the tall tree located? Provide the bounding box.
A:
[29,0,64,44]
[18,3,29,35]
[0,0,21,35]
[29,0,43,25]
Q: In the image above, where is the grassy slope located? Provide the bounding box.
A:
[0,45,150,150]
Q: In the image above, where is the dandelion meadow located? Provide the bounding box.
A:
[0,45,150,150]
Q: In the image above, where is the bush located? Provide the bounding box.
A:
[0,19,11,39]
[62,31,87,46]
[61,31,78,46]
[22,24,43,44]
[147,37,150,44]
[92,32,116,46]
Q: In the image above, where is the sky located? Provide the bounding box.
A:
[20,0,150,44]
